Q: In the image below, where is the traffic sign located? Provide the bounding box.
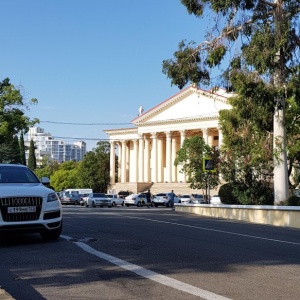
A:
[203,157,216,172]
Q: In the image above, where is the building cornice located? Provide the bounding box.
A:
[103,127,138,136]
[136,115,219,127]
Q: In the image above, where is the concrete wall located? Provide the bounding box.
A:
[175,204,300,229]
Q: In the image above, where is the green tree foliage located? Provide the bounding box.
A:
[174,135,219,193]
[27,139,36,170]
[218,73,275,199]
[79,141,111,192]
[11,135,21,164]
[219,68,300,203]
[163,0,300,204]
[50,166,81,191]
[19,131,26,165]
[34,156,60,180]
[0,78,38,163]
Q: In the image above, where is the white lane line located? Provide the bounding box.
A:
[122,215,300,246]
[61,235,231,300]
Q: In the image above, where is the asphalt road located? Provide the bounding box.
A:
[1,205,300,300]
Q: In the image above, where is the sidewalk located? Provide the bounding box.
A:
[0,288,14,300]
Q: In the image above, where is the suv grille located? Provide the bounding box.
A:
[0,197,43,222]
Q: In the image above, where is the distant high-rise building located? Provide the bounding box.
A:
[25,127,86,165]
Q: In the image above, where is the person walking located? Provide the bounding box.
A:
[146,189,152,208]
[168,190,175,208]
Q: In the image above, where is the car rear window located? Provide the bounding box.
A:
[93,193,106,197]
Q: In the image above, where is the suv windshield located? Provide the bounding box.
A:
[0,165,40,183]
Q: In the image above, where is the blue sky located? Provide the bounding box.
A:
[0,0,214,151]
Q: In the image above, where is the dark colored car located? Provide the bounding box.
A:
[60,192,81,205]
[118,190,133,199]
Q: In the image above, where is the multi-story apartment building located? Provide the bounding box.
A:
[25,127,87,165]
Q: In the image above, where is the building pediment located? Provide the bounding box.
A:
[132,85,233,126]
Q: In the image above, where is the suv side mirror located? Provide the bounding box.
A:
[40,177,50,185]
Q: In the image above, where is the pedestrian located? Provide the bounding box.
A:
[168,190,175,207]
[146,189,152,208]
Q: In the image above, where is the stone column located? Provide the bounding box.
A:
[166,131,172,182]
[151,133,157,182]
[157,136,163,182]
[171,136,177,182]
[144,136,150,182]
[202,128,208,144]
[208,130,213,146]
[117,142,121,182]
[133,139,138,182]
[180,130,186,183]
[138,135,144,182]
[109,141,115,185]
[218,128,223,149]
[121,141,126,183]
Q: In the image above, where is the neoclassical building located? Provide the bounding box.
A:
[104,85,232,193]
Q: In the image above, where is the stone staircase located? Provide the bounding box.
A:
[109,182,218,196]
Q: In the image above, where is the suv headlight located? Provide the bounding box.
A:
[47,192,59,202]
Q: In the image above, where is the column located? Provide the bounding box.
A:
[218,128,223,149]
[126,141,130,181]
[202,128,208,144]
[138,135,144,182]
[121,141,126,183]
[109,141,115,185]
[157,136,163,182]
[144,136,150,182]
[117,142,121,182]
[133,139,138,182]
[166,131,172,182]
[208,130,213,146]
[171,136,177,182]
[151,133,157,182]
[180,130,186,183]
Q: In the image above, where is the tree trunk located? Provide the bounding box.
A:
[273,0,289,204]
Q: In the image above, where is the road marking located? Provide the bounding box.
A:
[121,215,300,246]
[61,235,231,300]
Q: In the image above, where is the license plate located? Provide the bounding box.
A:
[8,206,36,213]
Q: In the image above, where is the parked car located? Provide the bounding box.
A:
[191,194,206,204]
[60,192,82,205]
[124,193,149,207]
[118,190,133,199]
[176,194,192,204]
[79,193,90,206]
[106,194,124,206]
[153,192,180,207]
[0,163,62,240]
[210,195,221,204]
[83,193,112,207]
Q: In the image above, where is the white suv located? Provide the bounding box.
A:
[0,164,62,240]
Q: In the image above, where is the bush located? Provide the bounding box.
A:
[219,181,274,205]
[285,195,300,206]
[218,183,239,204]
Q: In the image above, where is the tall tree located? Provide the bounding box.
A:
[162,0,300,204]
[79,141,110,192]
[34,156,60,179]
[11,135,21,164]
[175,135,219,199]
[0,78,38,163]
[19,131,26,165]
[50,164,80,191]
[27,139,36,170]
